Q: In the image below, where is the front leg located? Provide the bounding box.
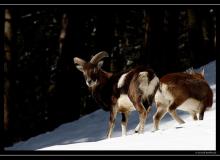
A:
[107,107,117,139]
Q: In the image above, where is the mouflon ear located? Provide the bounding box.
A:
[73,57,86,72]
[75,65,84,72]
[97,61,104,69]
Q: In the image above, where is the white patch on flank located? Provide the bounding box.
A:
[117,73,128,88]
[138,72,159,99]
[117,94,135,112]
[178,98,201,113]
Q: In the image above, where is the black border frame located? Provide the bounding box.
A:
[1,1,219,157]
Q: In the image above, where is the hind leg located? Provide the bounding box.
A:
[134,99,152,133]
[199,105,206,120]
[134,123,140,133]
[137,106,147,134]
[134,105,151,133]
[168,103,185,124]
[134,101,149,134]
[190,111,198,120]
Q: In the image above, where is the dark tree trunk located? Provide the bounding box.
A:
[4,8,13,131]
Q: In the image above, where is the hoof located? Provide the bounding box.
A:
[151,129,159,132]
[175,123,185,129]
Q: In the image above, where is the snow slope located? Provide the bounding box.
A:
[5,61,216,151]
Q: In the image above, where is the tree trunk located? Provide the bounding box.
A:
[4,9,13,131]
[59,13,68,54]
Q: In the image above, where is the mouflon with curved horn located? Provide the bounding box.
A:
[74,51,159,138]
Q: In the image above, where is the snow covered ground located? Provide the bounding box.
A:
[5,60,216,151]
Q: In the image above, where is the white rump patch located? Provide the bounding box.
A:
[138,72,149,95]
[117,94,135,112]
[138,72,159,99]
[117,73,128,88]
[139,72,148,79]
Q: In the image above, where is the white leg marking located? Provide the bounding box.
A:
[121,112,129,136]
[121,123,127,136]
[135,123,140,132]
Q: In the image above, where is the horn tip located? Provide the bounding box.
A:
[101,51,109,57]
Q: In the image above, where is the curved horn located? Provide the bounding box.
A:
[73,57,86,66]
[90,51,109,65]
